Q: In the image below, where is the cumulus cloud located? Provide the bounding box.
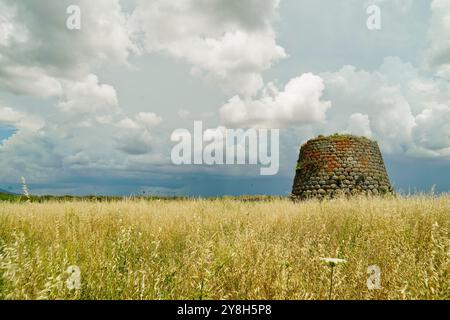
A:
[1,0,449,192]
[58,75,119,116]
[130,0,286,96]
[412,103,450,154]
[0,2,28,47]
[319,57,450,158]
[219,73,331,128]
[114,112,163,156]
[0,0,167,183]
[0,0,136,98]
[346,113,372,138]
[0,105,43,131]
[1,0,135,72]
[136,112,163,127]
[0,106,23,124]
[0,65,63,98]
[219,54,450,161]
[320,61,416,154]
[0,0,289,184]
[0,90,164,182]
[425,0,450,78]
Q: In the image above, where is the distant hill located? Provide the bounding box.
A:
[0,188,15,195]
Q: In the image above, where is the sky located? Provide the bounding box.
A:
[0,0,449,196]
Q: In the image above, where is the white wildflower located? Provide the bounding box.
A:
[320,257,347,266]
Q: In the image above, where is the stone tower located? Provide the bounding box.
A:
[291,134,393,200]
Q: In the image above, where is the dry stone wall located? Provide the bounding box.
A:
[291,134,393,200]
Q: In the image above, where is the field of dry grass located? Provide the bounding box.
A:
[0,195,448,300]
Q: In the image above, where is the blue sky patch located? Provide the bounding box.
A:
[0,124,17,143]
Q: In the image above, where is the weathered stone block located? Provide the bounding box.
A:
[291,134,393,201]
